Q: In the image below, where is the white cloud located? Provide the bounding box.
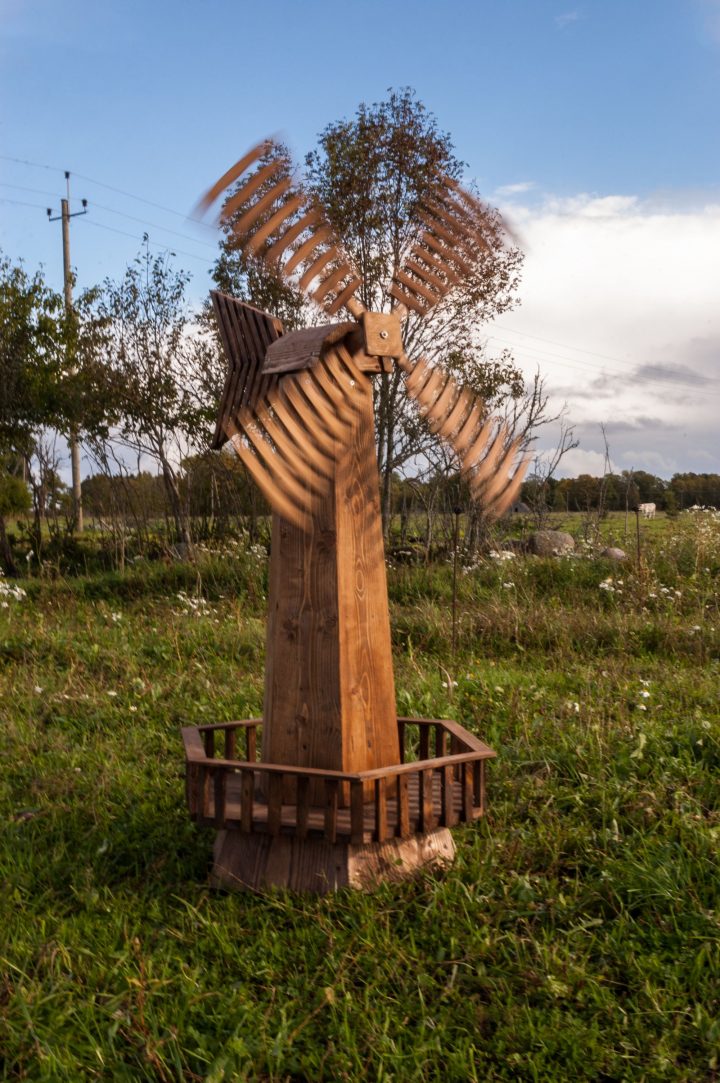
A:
[554,448,607,476]
[490,189,720,477]
[494,181,536,197]
[554,11,581,30]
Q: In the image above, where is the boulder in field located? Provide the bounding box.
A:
[601,546,627,562]
[527,530,575,556]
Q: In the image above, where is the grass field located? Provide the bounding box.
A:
[1,510,719,1081]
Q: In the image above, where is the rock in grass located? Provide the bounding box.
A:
[601,546,627,561]
[527,530,575,556]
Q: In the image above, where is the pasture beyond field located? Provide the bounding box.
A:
[1,511,718,1080]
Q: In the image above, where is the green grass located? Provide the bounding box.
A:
[1,511,719,1080]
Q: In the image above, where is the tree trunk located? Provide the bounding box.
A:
[160,460,193,554]
[0,513,18,577]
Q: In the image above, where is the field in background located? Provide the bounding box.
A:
[1,510,719,1080]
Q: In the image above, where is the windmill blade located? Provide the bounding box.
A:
[399,353,526,523]
[199,140,365,320]
[224,346,365,531]
[389,174,511,317]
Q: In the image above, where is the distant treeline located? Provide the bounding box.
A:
[532,471,720,513]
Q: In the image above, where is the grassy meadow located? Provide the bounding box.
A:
[1,510,719,1081]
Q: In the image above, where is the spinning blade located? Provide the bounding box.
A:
[389,174,512,317]
[199,141,363,319]
[225,345,365,531]
[399,353,529,522]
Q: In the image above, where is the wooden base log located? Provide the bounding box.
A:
[211,828,456,894]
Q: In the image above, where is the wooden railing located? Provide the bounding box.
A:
[182,717,495,846]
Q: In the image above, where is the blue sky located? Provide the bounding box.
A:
[2,0,719,477]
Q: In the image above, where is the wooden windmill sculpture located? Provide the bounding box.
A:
[182,139,528,892]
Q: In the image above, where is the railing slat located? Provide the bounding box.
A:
[350,781,365,845]
[397,774,410,838]
[421,769,434,832]
[240,769,254,832]
[441,764,456,826]
[324,780,339,843]
[267,773,283,835]
[213,770,227,828]
[224,728,236,760]
[461,761,474,821]
[296,776,310,839]
[375,779,388,842]
[398,719,406,764]
[246,726,257,763]
[419,726,430,762]
[203,729,215,758]
[435,725,447,758]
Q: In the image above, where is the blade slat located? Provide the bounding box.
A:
[230,176,293,236]
[198,140,271,211]
[284,225,333,275]
[313,264,349,303]
[388,283,429,314]
[246,192,305,255]
[298,247,335,290]
[220,159,286,222]
[409,244,461,284]
[394,268,441,305]
[264,208,322,266]
[325,276,362,316]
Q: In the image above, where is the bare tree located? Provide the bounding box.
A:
[99,243,222,552]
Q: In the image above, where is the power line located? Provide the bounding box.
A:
[0,180,61,199]
[0,197,49,210]
[85,199,218,250]
[0,152,213,226]
[82,217,216,266]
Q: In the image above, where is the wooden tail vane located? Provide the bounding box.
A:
[186,135,530,892]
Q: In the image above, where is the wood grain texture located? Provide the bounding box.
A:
[262,342,399,803]
[210,826,455,893]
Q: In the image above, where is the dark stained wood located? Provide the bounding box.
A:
[461,762,474,822]
[441,765,456,827]
[397,774,410,839]
[267,774,283,836]
[296,776,310,840]
[350,781,365,846]
[210,292,282,449]
[263,324,354,375]
[324,780,339,843]
[375,779,388,843]
[240,769,254,833]
[421,769,434,832]
[214,771,227,828]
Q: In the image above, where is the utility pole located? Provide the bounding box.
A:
[47,173,87,532]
